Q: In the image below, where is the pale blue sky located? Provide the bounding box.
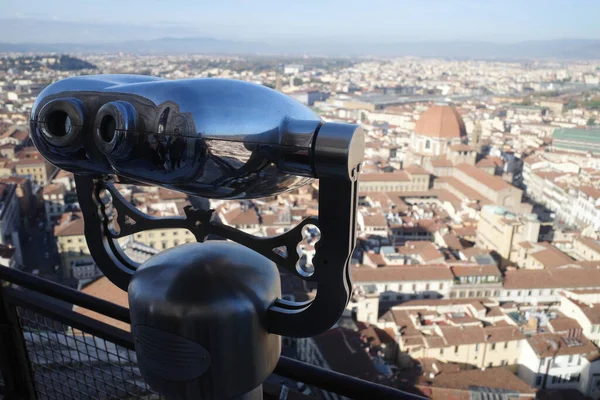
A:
[2,0,599,43]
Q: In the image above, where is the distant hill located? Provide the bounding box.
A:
[0,55,96,71]
[2,36,600,59]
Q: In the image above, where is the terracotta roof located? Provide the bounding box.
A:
[14,158,45,166]
[460,246,490,258]
[404,164,430,176]
[438,177,490,204]
[575,236,600,254]
[42,183,65,196]
[157,188,188,200]
[53,212,85,237]
[548,317,582,333]
[0,176,26,185]
[437,190,462,209]
[391,298,493,309]
[414,106,467,139]
[455,163,514,192]
[359,325,396,347]
[451,265,501,278]
[398,241,444,263]
[518,241,535,250]
[442,234,463,250]
[417,358,460,377]
[476,156,504,169]
[526,333,598,358]
[504,267,600,289]
[364,251,386,267]
[226,208,259,226]
[448,144,473,152]
[362,213,387,227]
[444,325,524,347]
[530,243,574,268]
[486,306,504,317]
[352,265,454,283]
[54,169,74,179]
[430,158,454,168]
[428,368,534,394]
[311,328,379,381]
[76,277,130,332]
[418,243,445,263]
[360,171,410,182]
[579,186,600,200]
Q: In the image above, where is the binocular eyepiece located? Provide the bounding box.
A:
[31,75,363,199]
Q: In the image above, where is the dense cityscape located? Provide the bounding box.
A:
[3,53,600,398]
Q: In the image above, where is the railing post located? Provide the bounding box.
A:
[0,285,37,399]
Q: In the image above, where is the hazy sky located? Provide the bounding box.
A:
[3,0,600,43]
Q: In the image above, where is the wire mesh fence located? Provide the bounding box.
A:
[15,306,163,400]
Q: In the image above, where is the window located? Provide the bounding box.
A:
[488,362,493,368]
[535,375,542,387]
[440,348,444,355]
[161,232,166,237]
[528,290,532,296]
[439,283,444,290]
[501,360,507,366]
[412,284,417,291]
[552,375,558,384]
[504,342,508,349]
[491,343,496,350]
[398,284,403,291]
[475,343,479,352]
[425,140,431,149]
[425,284,430,290]
[568,355,574,364]
[454,345,459,353]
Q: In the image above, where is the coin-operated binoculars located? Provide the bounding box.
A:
[31,75,364,400]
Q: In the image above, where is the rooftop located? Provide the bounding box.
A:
[415,106,467,139]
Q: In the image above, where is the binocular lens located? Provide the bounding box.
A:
[99,115,117,143]
[45,111,72,138]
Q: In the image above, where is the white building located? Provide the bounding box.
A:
[518,333,600,397]
[43,183,66,225]
[351,264,454,304]
[559,290,600,346]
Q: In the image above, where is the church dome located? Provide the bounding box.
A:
[414,105,467,139]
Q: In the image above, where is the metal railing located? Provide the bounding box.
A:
[0,266,424,400]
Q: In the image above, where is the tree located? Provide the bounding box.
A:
[588,117,596,126]
[293,77,303,86]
